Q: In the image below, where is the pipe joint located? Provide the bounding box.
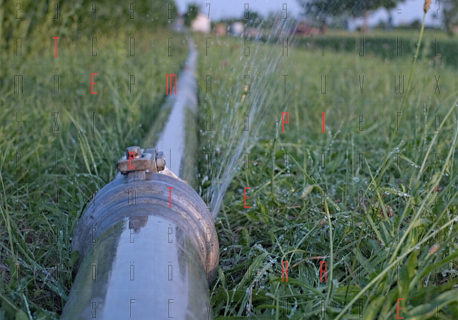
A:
[74,149,219,282]
[117,146,166,175]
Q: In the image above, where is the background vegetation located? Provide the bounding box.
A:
[294,35,457,67]
[0,0,456,319]
[0,0,178,55]
[0,1,187,318]
[195,30,457,319]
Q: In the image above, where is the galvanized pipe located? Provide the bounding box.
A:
[62,39,218,319]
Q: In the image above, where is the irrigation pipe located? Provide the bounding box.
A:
[61,38,219,319]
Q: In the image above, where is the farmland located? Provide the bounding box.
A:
[0,3,456,319]
[0,29,187,318]
[195,31,457,319]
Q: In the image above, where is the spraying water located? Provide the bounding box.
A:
[203,18,297,218]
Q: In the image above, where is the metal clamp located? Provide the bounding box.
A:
[117,146,166,174]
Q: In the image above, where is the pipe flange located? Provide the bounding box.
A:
[117,146,166,174]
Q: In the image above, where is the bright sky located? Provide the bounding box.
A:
[175,0,443,26]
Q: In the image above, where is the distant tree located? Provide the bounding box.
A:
[297,0,405,32]
[263,11,297,28]
[183,3,200,27]
[264,12,279,29]
[150,1,178,27]
[442,0,458,36]
[409,19,422,29]
[243,10,263,28]
[218,17,240,26]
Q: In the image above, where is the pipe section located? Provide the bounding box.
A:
[62,167,218,319]
[62,37,216,320]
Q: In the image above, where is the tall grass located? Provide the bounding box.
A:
[196,31,457,319]
[0,29,187,318]
[0,0,177,56]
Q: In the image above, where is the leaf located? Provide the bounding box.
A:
[15,310,28,320]
[406,289,458,319]
[364,295,385,320]
[355,249,375,275]
[398,266,410,306]
[300,185,315,199]
[406,249,418,279]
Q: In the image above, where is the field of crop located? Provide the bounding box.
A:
[0,29,187,319]
[0,4,457,319]
[195,31,457,319]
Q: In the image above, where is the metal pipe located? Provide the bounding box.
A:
[62,39,218,319]
[154,38,198,178]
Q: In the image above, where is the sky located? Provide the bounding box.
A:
[175,0,444,27]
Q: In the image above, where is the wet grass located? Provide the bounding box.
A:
[196,32,457,319]
[0,30,187,319]
[0,20,455,320]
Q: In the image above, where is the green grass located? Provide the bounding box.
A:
[293,33,458,68]
[0,18,456,320]
[0,29,187,319]
[323,29,452,40]
[195,32,457,319]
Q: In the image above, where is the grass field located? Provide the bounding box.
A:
[195,31,457,319]
[0,29,187,319]
[0,13,456,320]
